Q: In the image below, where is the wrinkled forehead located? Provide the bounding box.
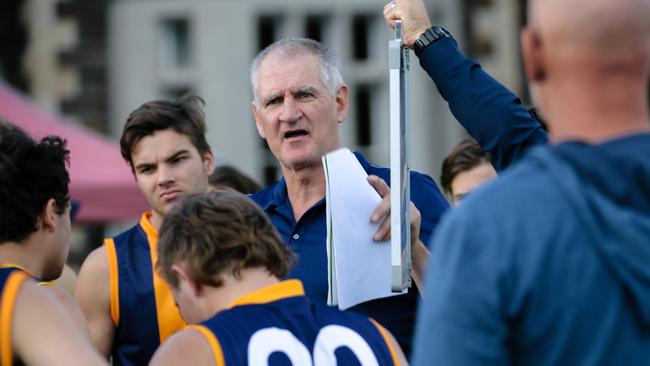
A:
[269,45,315,61]
[256,52,324,92]
[258,49,319,76]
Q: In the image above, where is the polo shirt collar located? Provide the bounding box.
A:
[259,151,371,212]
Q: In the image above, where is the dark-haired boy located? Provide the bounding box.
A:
[0,122,106,365]
[76,95,214,365]
[440,138,496,205]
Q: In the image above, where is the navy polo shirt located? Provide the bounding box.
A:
[250,152,449,356]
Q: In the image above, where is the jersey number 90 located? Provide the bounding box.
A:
[247,325,381,366]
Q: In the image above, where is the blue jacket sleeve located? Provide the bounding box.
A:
[418,36,549,172]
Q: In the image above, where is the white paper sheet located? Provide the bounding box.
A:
[323,148,404,310]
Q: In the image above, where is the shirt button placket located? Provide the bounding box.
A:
[288,231,302,252]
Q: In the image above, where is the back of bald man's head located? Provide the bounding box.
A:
[528,0,650,62]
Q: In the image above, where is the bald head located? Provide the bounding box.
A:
[522,0,650,142]
[528,0,650,58]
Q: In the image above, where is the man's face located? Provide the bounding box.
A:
[131,129,213,227]
[451,162,497,205]
[252,52,348,172]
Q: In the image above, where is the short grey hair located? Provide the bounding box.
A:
[250,38,345,106]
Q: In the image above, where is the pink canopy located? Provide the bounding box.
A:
[0,83,148,223]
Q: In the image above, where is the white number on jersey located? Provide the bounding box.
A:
[247,325,380,366]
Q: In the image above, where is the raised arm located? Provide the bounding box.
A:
[384,0,548,171]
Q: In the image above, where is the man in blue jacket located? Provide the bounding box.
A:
[249,37,450,355]
[388,0,650,364]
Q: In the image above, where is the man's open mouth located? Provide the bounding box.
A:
[284,130,309,139]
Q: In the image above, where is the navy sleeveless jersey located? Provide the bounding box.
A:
[0,267,30,366]
[192,280,398,365]
[105,213,185,366]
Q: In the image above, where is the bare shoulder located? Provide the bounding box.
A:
[43,283,77,304]
[75,245,110,312]
[76,245,110,300]
[79,245,109,280]
[13,281,107,366]
[40,284,90,335]
[149,327,217,366]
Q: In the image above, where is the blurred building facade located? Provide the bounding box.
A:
[2,0,528,187]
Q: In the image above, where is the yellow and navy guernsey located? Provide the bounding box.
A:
[104,212,185,366]
[189,280,400,365]
[0,266,30,366]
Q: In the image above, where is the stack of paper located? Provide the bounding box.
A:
[323,148,404,310]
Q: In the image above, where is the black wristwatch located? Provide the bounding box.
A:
[413,26,450,56]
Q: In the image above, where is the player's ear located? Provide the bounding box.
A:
[521,27,546,83]
[40,198,58,232]
[202,150,215,176]
[171,264,202,296]
[252,101,267,139]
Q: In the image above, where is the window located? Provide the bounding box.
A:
[159,18,190,68]
[256,14,284,185]
[305,15,329,42]
[355,84,372,147]
[351,15,371,61]
[257,15,281,51]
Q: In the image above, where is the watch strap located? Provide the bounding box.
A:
[413,26,450,56]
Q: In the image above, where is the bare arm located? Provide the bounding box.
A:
[411,240,430,291]
[75,246,115,358]
[149,328,217,366]
[13,280,108,366]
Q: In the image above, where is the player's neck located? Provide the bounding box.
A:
[0,241,43,278]
[204,268,279,316]
[148,210,163,231]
